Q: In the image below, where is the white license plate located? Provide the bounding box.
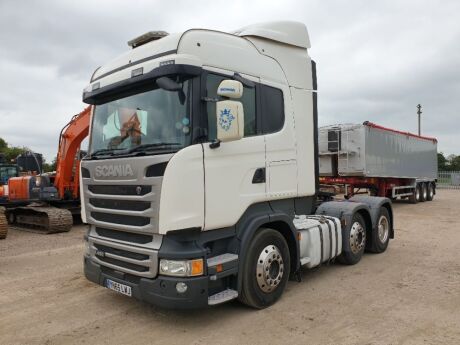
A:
[105,279,132,297]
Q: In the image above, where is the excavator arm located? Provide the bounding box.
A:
[54,106,91,200]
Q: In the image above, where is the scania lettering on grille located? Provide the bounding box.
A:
[95,164,134,177]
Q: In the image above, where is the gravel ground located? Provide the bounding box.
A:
[0,190,459,345]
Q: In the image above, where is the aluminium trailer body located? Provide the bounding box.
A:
[319,122,437,203]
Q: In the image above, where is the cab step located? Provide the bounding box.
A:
[208,289,238,306]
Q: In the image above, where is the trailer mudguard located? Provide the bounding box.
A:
[349,195,394,239]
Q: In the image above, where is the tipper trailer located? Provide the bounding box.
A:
[81,21,394,309]
[319,122,438,203]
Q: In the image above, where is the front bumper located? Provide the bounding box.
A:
[84,256,209,309]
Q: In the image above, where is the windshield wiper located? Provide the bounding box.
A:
[90,148,126,158]
[127,142,182,153]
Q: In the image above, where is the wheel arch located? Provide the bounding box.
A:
[236,211,299,294]
[349,195,394,239]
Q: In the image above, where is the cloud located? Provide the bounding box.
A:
[0,0,458,160]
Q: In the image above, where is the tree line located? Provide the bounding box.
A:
[438,153,460,171]
[0,137,56,172]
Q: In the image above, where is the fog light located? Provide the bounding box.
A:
[176,282,188,294]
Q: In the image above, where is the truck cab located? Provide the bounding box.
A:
[81,21,393,309]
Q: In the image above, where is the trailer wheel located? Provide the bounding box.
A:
[338,213,366,265]
[415,183,423,202]
[426,183,434,201]
[239,228,290,309]
[368,207,390,253]
[408,186,418,204]
[420,183,428,202]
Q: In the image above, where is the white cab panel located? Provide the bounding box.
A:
[290,87,316,196]
[159,145,204,234]
[178,30,286,85]
[203,136,266,230]
[263,81,297,199]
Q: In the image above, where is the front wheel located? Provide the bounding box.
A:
[338,213,367,265]
[239,228,290,309]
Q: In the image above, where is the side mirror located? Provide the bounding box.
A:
[216,100,244,143]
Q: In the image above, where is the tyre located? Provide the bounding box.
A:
[368,207,390,253]
[420,183,427,202]
[415,183,423,202]
[426,183,434,201]
[338,213,367,265]
[408,186,418,204]
[239,228,290,309]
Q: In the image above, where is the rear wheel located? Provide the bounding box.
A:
[338,213,367,265]
[420,183,428,202]
[239,228,290,309]
[426,183,434,201]
[368,207,390,253]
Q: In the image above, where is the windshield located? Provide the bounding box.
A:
[89,76,192,158]
[0,166,18,184]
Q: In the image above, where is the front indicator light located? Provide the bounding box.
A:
[190,259,204,276]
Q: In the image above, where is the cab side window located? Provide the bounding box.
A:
[260,85,284,134]
[206,73,256,140]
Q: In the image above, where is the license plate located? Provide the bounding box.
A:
[105,279,132,297]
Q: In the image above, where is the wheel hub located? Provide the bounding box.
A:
[256,245,284,293]
[377,215,389,243]
[349,221,366,254]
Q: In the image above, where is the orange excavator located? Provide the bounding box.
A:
[0,106,91,236]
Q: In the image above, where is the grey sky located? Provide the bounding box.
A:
[0,0,459,161]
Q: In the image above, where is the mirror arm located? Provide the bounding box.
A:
[209,139,221,149]
[233,73,255,88]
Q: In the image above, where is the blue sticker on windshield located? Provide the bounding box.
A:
[182,117,190,126]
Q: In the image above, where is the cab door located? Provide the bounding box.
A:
[202,69,266,230]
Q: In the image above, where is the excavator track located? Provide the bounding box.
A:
[0,207,7,239]
[9,206,73,234]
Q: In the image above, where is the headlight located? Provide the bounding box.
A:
[159,259,203,277]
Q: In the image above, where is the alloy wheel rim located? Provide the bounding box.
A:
[256,245,284,293]
[349,221,366,254]
[377,215,389,243]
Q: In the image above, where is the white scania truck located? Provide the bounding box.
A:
[81,21,394,309]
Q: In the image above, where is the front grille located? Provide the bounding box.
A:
[89,237,159,278]
[90,198,150,211]
[97,256,149,273]
[94,243,149,260]
[91,212,150,226]
[95,227,153,244]
[88,185,151,196]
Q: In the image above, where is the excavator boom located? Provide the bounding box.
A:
[54,106,91,200]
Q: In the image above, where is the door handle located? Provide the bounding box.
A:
[252,167,266,184]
